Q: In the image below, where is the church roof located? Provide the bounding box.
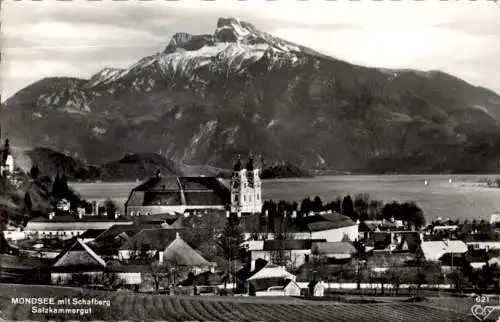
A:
[126,176,230,207]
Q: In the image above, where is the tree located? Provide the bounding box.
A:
[23,192,33,217]
[29,164,40,180]
[341,195,355,219]
[300,197,312,216]
[220,215,244,261]
[150,262,172,292]
[354,193,370,220]
[312,196,323,213]
[367,200,383,220]
[104,199,117,218]
[52,174,61,198]
[60,174,69,198]
[219,214,245,288]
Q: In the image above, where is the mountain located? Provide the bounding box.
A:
[2,17,500,173]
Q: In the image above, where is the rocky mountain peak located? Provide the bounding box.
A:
[214,17,256,43]
[165,32,217,54]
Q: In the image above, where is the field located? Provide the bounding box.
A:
[0,284,488,321]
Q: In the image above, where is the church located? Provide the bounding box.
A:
[124,155,263,216]
[230,155,262,214]
[0,132,14,177]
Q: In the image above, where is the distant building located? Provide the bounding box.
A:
[419,240,468,261]
[118,229,214,276]
[249,239,326,269]
[307,214,358,242]
[311,241,358,264]
[25,215,133,240]
[235,259,298,296]
[0,134,14,177]
[124,175,230,216]
[230,155,262,214]
[491,213,500,225]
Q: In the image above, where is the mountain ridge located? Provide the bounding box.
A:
[2,17,500,173]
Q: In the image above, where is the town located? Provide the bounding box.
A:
[1,146,500,299]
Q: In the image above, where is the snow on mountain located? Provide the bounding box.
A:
[81,17,306,91]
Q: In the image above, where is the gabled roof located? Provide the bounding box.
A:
[94,223,161,243]
[248,262,296,281]
[263,239,326,251]
[311,242,357,255]
[307,214,357,232]
[420,240,468,261]
[119,228,183,251]
[52,239,106,269]
[235,259,268,281]
[162,235,210,267]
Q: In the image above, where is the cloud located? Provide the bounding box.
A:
[1,0,499,100]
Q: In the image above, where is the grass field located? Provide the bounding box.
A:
[0,284,491,321]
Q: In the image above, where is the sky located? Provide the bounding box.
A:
[1,0,500,101]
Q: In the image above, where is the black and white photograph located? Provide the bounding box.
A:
[1,0,500,321]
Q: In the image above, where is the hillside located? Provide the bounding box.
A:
[0,174,55,228]
[20,148,233,182]
[2,17,500,173]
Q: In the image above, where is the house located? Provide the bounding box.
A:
[466,241,500,251]
[367,232,421,253]
[307,214,358,242]
[308,280,326,297]
[236,259,298,296]
[419,240,468,261]
[50,239,153,287]
[490,213,500,225]
[25,215,133,240]
[118,229,213,276]
[124,175,231,216]
[311,242,357,264]
[56,199,71,212]
[249,278,301,296]
[250,239,326,269]
[366,252,416,273]
[465,249,489,270]
[177,270,233,295]
[50,239,107,285]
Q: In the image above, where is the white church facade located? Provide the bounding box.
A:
[230,156,262,214]
[0,136,14,177]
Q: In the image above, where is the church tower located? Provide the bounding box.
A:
[0,127,14,177]
[230,155,262,214]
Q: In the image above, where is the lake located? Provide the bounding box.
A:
[69,174,500,222]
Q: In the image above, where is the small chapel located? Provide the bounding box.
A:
[230,155,262,214]
[0,129,14,177]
